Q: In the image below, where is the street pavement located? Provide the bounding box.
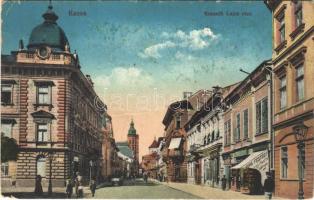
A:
[88,179,200,199]
[2,179,286,199]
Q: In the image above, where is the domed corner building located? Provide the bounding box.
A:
[1,4,106,187]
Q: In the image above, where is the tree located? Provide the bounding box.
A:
[1,134,19,163]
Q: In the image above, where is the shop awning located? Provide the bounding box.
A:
[168,138,182,149]
[231,150,269,184]
[231,150,268,170]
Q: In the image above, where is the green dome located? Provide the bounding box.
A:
[27,5,69,51]
[128,120,137,136]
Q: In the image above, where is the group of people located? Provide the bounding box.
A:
[66,172,97,198]
[34,172,97,198]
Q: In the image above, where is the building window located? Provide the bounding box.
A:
[235,114,240,142]
[224,120,231,145]
[243,109,249,139]
[296,65,304,102]
[36,156,46,178]
[278,15,285,43]
[294,1,303,28]
[281,147,288,178]
[1,84,13,105]
[279,76,287,109]
[256,98,268,135]
[1,162,9,177]
[37,124,48,142]
[176,115,181,129]
[1,122,12,138]
[37,85,50,104]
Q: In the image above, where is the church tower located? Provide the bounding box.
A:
[127,119,139,174]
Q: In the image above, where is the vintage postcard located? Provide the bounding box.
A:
[1,0,313,199]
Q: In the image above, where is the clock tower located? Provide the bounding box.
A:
[127,119,139,175]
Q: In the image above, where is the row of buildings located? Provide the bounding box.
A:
[144,1,313,199]
[1,4,140,188]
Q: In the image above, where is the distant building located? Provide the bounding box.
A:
[116,142,134,178]
[101,113,118,180]
[141,138,161,179]
[185,84,237,188]
[127,119,139,175]
[1,4,105,187]
[161,91,209,182]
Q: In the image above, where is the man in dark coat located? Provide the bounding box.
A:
[221,175,227,191]
[66,179,73,198]
[90,178,96,197]
[34,175,43,196]
[264,172,275,199]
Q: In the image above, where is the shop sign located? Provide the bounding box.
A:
[233,149,248,158]
[248,150,268,173]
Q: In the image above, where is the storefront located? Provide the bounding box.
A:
[230,150,269,194]
[199,144,222,188]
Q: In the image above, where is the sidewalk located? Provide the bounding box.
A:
[1,185,91,199]
[156,180,285,199]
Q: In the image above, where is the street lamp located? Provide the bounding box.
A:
[293,122,308,200]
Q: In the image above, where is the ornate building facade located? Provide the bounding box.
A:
[162,91,208,182]
[1,5,105,187]
[264,1,314,198]
[222,60,272,194]
[186,85,236,188]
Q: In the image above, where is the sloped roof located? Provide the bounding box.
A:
[116,142,134,159]
[149,139,159,148]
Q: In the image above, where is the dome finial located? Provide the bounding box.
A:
[42,0,58,23]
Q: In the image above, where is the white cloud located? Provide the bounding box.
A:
[93,67,153,92]
[172,28,218,50]
[175,51,195,61]
[139,27,218,59]
[138,41,176,59]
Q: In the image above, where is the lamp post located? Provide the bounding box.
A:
[293,123,308,200]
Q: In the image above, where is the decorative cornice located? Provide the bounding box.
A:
[273,60,288,77]
[287,46,307,66]
[274,40,287,54]
[290,23,305,40]
[274,4,286,19]
[273,26,314,65]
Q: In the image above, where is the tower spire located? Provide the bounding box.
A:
[128,118,136,136]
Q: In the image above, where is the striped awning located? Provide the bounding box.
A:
[168,138,182,149]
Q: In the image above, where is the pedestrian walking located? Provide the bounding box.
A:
[78,182,84,198]
[236,176,241,191]
[264,172,274,200]
[75,172,83,198]
[143,171,148,183]
[221,175,227,191]
[34,175,43,196]
[90,178,96,197]
[66,179,73,198]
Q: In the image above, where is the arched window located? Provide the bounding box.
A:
[36,156,46,178]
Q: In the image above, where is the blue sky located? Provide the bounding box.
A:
[2,1,272,155]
